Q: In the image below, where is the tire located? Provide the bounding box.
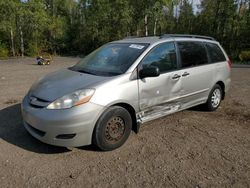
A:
[93,106,132,151]
[204,84,223,111]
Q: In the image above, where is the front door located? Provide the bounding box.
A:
[137,42,183,122]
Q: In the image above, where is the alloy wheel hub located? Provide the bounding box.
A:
[211,88,221,108]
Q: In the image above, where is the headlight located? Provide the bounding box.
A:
[47,89,95,109]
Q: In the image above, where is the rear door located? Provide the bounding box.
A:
[176,41,213,108]
[138,42,183,122]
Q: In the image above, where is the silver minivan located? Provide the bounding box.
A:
[21,35,231,151]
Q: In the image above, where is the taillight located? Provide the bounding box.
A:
[227,59,232,69]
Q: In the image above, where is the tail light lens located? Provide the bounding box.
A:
[227,59,232,69]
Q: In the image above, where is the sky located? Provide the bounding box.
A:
[191,0,202,13]
[172,0,201,17]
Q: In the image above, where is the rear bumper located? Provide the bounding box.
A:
[21,95,105,147]
[224,78,231,93]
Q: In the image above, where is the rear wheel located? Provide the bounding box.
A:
[93,106,132,151]
[204,84,222,111]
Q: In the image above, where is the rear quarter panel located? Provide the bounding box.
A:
[213,61,231,93]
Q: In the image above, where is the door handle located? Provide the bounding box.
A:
[182,72,190,77]
[172,74,181,80]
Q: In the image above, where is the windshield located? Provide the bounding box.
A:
[70,43,149,76]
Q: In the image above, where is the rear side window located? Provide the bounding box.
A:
[177,42,208,68]
[205,43,226,63]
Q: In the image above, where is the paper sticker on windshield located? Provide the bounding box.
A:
[129,44,145,50]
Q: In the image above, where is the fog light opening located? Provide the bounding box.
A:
[56,134,76,139]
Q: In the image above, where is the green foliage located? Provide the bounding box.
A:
[0,42,8,58]
[26,42,39,57]
[177,0,195,33]
[239,51,250,62]
[0,0,249,58]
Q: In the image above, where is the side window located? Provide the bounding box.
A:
[206,43,226,63]
[177,42,208,68]
[141,42,177,73]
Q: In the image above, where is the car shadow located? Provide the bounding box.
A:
[187,104,208,112]
[0,103,71,154]
[78,145,101,152]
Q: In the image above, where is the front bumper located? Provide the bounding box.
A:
[21,95,105,147]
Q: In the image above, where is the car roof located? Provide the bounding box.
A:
[113,35,218,45]
[114,37,160,45]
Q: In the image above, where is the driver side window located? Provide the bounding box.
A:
[141,42,177,73]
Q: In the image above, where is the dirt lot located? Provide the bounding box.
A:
[0,57,249,188]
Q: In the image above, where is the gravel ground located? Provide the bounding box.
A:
[0,57,249,188]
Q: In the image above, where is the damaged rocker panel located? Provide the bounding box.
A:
[137,88,210,123]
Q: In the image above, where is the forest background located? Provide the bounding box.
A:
[0,0,249,61]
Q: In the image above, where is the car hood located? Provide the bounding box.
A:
[29,68,113,101]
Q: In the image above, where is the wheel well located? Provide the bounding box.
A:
[216,81,225,100]
[111,103,138,133]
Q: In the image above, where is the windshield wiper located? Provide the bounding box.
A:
[77,69,97,75]
[69,67,121,77]
[70,67,97,75]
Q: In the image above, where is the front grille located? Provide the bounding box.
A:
[26,122,46,137]
[34,97,49,103]
[29,95,50,108]
[29,103,44,108]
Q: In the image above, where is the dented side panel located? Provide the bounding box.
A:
[138,70,184,122]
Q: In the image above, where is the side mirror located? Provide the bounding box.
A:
[139,66,160,79]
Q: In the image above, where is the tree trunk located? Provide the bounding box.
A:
[136,25,139,36]
[145,14,148,36]
[69,3,73,25]
[53,33,57,55]
[35,29,38,55]
[52,0,57,55]
[10,28,15,57]
[237,0,243,14]
[154,18,158,36]
[19,25,24,58]
[212,1,221,34]
[175,5,179,30]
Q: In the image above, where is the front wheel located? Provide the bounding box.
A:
[204,84,223,111]
[93,106,132,151]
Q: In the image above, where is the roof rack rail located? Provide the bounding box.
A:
[123,35,158,39]
[123,36,141,39]
[160,34,215,41]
